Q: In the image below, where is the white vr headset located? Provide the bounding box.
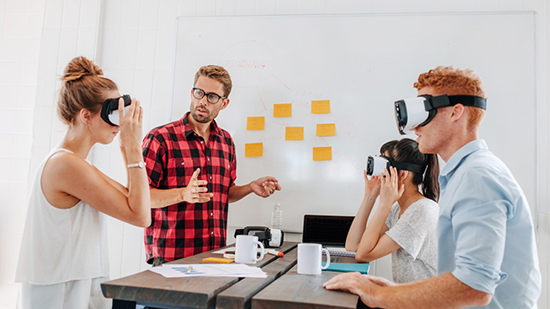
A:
[366,155,426,177]
[101,94,131,126]
[394,94,487,135]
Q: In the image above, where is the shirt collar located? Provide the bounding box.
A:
[181,112,222,138]
[440,139,488,177]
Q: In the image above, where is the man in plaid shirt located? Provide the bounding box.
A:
[142,65,281,265]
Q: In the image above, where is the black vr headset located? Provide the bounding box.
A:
[394,94,487,135]
[366,155,425,177]
[234,226,284,248]
[100,94,131,126]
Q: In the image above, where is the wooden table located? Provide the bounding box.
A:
[101,242,299,309]
[251,256,360,309]
[101,243,367,309]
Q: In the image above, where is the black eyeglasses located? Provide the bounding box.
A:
[192,87,226,104]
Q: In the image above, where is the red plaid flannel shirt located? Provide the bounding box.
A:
[142,113,236,263]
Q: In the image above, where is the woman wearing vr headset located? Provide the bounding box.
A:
[345,138,439,283]
[15,57,151,308]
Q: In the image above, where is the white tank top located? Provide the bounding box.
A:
[15,148,109,285]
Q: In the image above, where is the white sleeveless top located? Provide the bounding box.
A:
[15,148,109,285]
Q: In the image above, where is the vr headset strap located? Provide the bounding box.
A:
[425,94,487,111]
[390,160,425,174]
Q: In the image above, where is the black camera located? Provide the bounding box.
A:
[234,226,284,248]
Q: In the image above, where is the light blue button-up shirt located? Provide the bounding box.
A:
[437,139,541,308]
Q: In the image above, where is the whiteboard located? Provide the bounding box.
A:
[170,13,536,232]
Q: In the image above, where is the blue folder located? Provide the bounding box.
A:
[322,262,369,274]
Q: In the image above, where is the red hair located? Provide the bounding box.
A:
[414,66,486,128]
[57,56,117,125]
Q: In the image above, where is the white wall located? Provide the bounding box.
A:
[0,0,45,307]
[1,0,548,308]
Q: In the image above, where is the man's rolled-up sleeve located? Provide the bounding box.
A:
[142,133,165,189]
[450,172,512,294]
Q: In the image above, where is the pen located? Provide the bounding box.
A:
[267,249,284,257]
[223,253,235,259]
[186,266,193,274]
[225,250,261,257]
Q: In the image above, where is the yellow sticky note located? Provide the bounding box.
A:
[316,123,336,136]
[311,100,330,114]
[245,143,263,157]
[313,146,332,161]
[247,117,265,130]
[273,104,292,117]
[285,127,304,141]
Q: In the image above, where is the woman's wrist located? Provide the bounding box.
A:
[364,190,378,201]
[378,197,394,209]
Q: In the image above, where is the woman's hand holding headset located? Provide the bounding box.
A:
[363,171,381,199]
[379,166,404,208]
[118,97,143,153]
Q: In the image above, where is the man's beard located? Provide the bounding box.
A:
[191,108,214,123]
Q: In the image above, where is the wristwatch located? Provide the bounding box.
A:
[127,161,146,169]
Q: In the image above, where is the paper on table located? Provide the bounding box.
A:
[213,247,234,254]
[213,247,264,254]
[149,263,268,278]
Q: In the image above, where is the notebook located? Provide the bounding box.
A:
[302,214,356,257]
[322,262,369,274]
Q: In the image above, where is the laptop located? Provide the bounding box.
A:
[302,214,355,252]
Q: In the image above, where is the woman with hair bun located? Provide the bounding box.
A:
[345,138,440,283]
[15,56,151,308]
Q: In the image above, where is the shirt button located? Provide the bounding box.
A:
[207,158,210,161]
[209,176,212,180]
[181,162,184,165]
[211,231,214,235]
[210,213,213,216]
[201,141,204,144]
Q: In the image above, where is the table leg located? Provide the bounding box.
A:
[357,299,381,309]
[112,299,136,309]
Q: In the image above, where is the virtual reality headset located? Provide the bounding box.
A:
[100,94,131,126]
[366,155,425,177]
[394,94,487,135]
[234,226,284,248]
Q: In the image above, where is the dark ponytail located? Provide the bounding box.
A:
[421,153,440,202]
[382,138,440,202]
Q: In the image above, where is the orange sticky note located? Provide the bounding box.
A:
[273,104,292,117]
[285,127,304,141]
[313,146,332,161]
[316,123,336,136]
[311,100,330,114]
[245,143,263,157]
[247,117,265,130]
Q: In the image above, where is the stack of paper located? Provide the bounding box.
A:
[149,263,268,278]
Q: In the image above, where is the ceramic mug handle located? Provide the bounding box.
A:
[255,241,265,262]
[321,248,330,270]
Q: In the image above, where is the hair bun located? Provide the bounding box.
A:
[62,56,103,82]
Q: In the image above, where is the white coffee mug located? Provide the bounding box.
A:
[235,235,265,264]
[297,243,330,275]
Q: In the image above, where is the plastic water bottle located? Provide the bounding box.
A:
[271,203,283,229]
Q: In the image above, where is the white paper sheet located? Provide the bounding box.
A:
[148,263,268,278]
[213,247,234,254]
